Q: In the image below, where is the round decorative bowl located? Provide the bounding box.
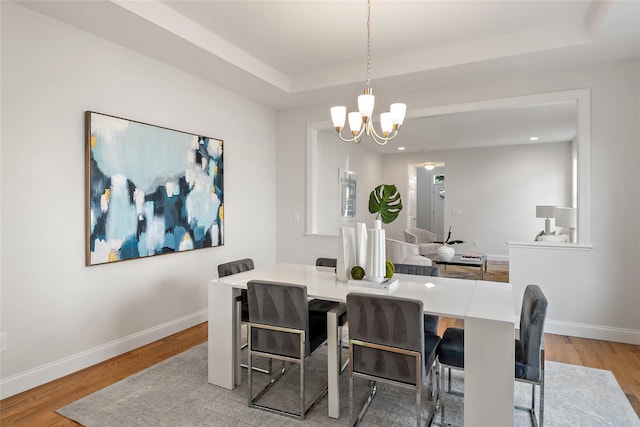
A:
[437,244,455,261]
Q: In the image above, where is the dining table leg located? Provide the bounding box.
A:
[327,307,340,419]
[208,282,238,389]
[464,316,515,425]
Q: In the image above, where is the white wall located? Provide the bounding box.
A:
[0,3,277,397]
[509,243,638,344]
[276,107,383,264]
[276,58,639,342]
[315,130,382,235]
[383,142,572,258]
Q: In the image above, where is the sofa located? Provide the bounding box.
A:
[385,238,432,266]
[535,229,571,243]
[403,227,440,256]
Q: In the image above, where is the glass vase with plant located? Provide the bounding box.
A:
[368,184,403,224]
[435,226,464,245]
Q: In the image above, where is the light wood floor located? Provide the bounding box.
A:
[2,321,638,426]
[2,262,639,425]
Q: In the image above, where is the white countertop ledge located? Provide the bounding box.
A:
[507,241,594,250]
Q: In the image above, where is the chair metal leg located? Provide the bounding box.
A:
[351,368,435,426]
[439,361,446,425]
[540,361,545,427]
[349,340,435,427]
[352,380,377,427]
[247,325,253,407]
[434,361,442,424]
[416,381,422,427]
[300,335,305,418]
[240,322,272,374]
[515,353,544,427]
[349,369,354,424]
[248,328,325,420]
[438,350,545,427]
[251,361,287,403]
[439,362,464,427]
[339,325,350,373]
[428,365,434,401]
[241,361,271,374]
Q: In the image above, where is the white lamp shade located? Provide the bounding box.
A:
[358,94,375,119]
[330,106,346,128]
[555,207,576,228]
[536,205,556,218]
[348,112,363,133]
[390,103,406,125]
[380,112,392,134]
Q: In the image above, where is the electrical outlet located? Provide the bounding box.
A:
[0,333,6,352]
[473,240,479,247]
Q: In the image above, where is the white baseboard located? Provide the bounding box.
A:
[543,319,640,345]
[514,316,640,345]
[487,254,509,262]
[0,310,207,399]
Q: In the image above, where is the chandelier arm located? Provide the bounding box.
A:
[336,126,365,144]
[368,125,400,145]
[335,131,358,143]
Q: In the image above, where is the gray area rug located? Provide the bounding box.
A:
[58,342,639,426]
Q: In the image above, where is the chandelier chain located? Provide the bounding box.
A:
[366,0,371,89]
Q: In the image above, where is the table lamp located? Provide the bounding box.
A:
[536,205,556,234]
[555,207,577,242]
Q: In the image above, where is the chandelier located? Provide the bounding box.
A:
[330,0,406,145]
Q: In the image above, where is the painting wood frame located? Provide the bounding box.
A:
[85,111,224,266]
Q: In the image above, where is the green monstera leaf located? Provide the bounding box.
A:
[368,184,403,224]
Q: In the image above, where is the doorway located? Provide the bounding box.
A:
[416,165,445,241]
[431,173,445,241]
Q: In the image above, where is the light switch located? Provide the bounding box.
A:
[452,209,462,216]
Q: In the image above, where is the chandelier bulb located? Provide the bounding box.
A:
[348,112,363,136]
[380,112,393,135]
[358,93,375,120]
[330,106,347,131]
[390,103,407,126]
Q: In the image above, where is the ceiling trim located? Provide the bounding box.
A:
[113,0,292,92]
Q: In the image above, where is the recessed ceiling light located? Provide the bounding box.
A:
[397,146,406,151]
[529,136,539,141]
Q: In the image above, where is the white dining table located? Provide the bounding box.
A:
[208,263,515,425]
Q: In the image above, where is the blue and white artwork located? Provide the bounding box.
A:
[86,111,224,265]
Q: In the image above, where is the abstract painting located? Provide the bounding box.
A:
[85,111,224,266]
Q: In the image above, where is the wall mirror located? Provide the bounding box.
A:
[307,89,591,244]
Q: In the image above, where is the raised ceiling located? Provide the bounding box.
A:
[16,0,639,152]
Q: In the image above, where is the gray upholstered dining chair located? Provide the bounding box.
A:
[315,257,337,268]
[346,292,441,426]
[217,258,270,374]
[246,280,333,419]
[393,263,441,336]
[218,258,255,278]
[437,284,548,427]
[393,263,440,277]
